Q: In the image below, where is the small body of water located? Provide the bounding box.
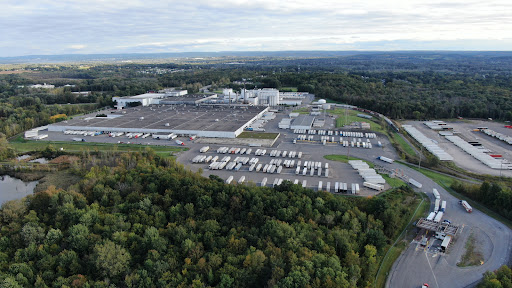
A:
[0,175,38,205]
[29,158,49,164]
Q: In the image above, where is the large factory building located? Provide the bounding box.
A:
[48,105,269,138]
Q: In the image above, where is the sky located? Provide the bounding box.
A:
[1,0,512,57]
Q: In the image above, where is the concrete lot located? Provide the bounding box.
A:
[404,120,512,177]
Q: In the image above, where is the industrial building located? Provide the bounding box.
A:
[290,115,316,130]
[48,105,269,138]
[113,89,189,109]
[241,88,280,106]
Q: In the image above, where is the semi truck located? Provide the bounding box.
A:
[363,182,384,191]
[434,199,440,213]
[460,200,473,213]
[175,140,185,146]
[441,201,447,212]
[434,211,444,223]
[377,156,395,163]
[408,178,423,188]
[433,188,440,199]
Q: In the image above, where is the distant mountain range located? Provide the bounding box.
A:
[1,51,512,64]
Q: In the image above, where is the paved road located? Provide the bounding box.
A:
[370,158,512,288]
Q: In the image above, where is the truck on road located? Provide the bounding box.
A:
[377,156,394,163]
[460,200,473,213]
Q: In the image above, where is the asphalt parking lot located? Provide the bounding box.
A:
[404,120,512,177]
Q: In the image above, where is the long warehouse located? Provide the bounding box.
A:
[48,105,269,138]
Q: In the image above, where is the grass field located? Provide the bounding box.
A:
[457,232,484,267]
[281,87,298,92]
[324,154,368,164]
[382,174,405,188]
[330,109,386,133]
[391,132,417,157]
[292,107,310,114]
[237,132,280,139]
[9,139,187,158]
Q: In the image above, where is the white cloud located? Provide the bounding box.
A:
[0,0,511,56]
[69,44,86,50]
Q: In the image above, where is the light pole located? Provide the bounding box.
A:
[418,145,423,170]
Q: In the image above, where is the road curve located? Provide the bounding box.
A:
[363,159,512,288]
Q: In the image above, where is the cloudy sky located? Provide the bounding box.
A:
[1,0,512,56]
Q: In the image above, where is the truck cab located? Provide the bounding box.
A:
[422,284,429,288]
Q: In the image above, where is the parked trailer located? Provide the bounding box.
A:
[363,182,384,191]
[225,176,234,184]
[441,201,446,212]
[434,211,444,223]
[326,182,331,192]
[460,200,473,213]
[324,169,329,178]
[408,178,423,188]
[261,177,268,187]
[334,182,339,192]
[434,199,440,213]
[294,179,299,185]
[378,156,394,163]
[273,178,280,187]
[200,146,210,153]
[433,188,441,199]
[426,212,436,221]
[318,181,323,191]
[152,134,173,140]
[302,180,307,188]
[256,164,263,172]
[441,235,452,252]
[238,176,246,184]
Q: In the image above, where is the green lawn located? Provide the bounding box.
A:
[391,132,417,157]
[281,87,298,92]
[382,174,405,188]
[330,109,386,133]
[324,154,368,164]
[9,140,187,158]
[237,132,280,140]
[292,107,310,114]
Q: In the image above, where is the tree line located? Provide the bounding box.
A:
[0,150,417,287]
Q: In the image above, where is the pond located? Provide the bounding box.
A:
[0,175,38,205]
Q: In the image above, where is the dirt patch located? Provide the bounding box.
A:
[34,170,82,193]
[457,228,489,267]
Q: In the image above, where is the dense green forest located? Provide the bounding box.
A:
[478,265,512,288]
[451,181,512,220]
[0,151,417,287]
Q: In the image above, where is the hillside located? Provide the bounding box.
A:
[0,151,417,287]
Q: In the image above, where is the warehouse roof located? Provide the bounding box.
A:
[51,105,267,133]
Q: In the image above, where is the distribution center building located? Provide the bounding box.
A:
[48,105,269,138]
